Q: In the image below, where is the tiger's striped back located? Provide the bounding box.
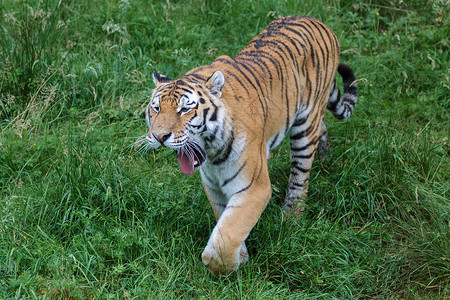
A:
[186,16,346,151]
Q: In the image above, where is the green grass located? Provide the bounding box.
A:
[0,0,449,298]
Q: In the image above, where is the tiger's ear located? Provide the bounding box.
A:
[205,70,225,97]
[153,71,172,86]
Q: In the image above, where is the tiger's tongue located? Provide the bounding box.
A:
[178,151,194,175]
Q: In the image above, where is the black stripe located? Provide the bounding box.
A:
[292,153,314,159]
[291,162,310,173]
[269,133,280,149]
[290,138,319,152]
[292,117,307,127]
[289,181,304,188]
[209,101,218,122]
[233,177,254,196]
[202,107,210,125]
[211,131,234,165]
[344,98,356,106]
[222,162,247,187]
[290,117,316,140]
[290,129,307,140]
[185,73,206,82]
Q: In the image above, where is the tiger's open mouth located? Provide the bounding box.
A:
[176,142,206,175]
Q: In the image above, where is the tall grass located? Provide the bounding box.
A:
[1,0,448,298]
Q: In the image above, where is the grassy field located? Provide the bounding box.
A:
[0,0,448,298]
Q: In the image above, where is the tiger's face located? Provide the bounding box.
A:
[145,70,225,175]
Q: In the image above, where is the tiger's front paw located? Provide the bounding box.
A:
[201,243,243,276]
[239,242,249,264]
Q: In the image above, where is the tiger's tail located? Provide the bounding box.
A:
[327,63,357,121]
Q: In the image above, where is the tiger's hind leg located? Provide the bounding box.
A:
[317,118,329,161]
[283,115,321,215]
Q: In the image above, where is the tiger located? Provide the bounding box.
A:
[143,16,357,276]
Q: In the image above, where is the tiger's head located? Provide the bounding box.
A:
[145,70,226,175]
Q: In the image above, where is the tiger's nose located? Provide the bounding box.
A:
[152,132,171,143]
